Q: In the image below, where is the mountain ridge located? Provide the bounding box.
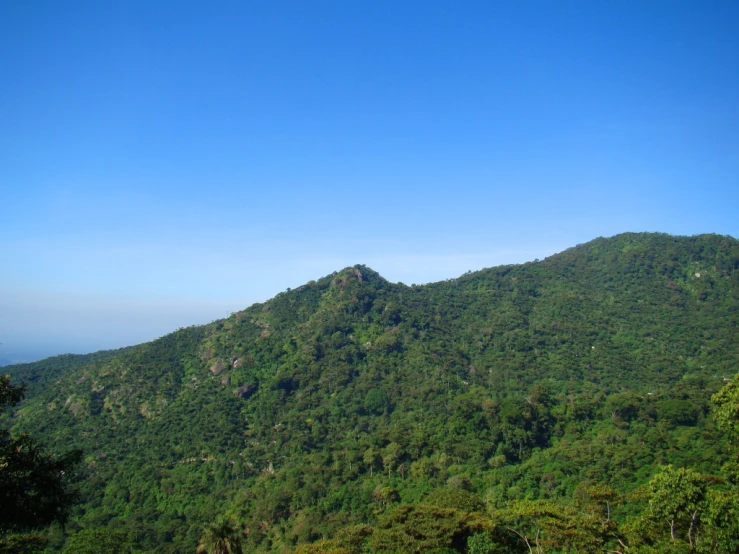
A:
[5,231,739,553]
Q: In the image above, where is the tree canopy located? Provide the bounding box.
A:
[0,375,81,550]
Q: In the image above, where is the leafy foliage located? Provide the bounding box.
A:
[196,519,243,554]
[61,528,133,554]
[712,374,739,440]
[0,375,81,551]
[0,377,81,532]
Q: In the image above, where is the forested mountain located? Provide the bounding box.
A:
[4,232,739,553]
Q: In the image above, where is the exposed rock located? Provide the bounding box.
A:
[210,359,227,376]
[200,348,212,360]
[234,383,257,399]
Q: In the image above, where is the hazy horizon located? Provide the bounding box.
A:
[2,232,735,364]
[1,242,567,362]
[2,1,738,362]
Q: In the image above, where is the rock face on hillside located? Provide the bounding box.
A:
[234,383,257,398]
[209,359,227,375]
[6,232,739,553]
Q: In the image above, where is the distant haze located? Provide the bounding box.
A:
[0,245,561,362]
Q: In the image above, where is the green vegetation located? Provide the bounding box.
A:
[0,376,81,552]
[196,519,243,554]
[60,528,132,554]
[5,232,739,552]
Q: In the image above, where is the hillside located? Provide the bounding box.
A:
[5,232,739,553]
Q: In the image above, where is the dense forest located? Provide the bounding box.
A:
[2,232,739,553]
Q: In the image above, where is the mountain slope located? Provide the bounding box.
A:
[6,232,739,553]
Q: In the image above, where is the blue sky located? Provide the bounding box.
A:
[1,1,738,361]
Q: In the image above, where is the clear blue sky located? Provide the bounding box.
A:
[1,1,738,362]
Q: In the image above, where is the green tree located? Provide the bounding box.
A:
[368,504,494,553]
[699,488,739,552]
[364,388,388,415]
[0,533,48,553]
[363,447,380,477]
[61,528,131,554]
[497,500,605,553]
[196,518,243,554]
[642,465,707,548]
[0,375,81,535]
[712,374,739,439]
[423,488,486,513]
[293,540,352,554]
[467,532,500,554]
[626,465,739,552]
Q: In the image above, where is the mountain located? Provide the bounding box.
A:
[5,232,739,553]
